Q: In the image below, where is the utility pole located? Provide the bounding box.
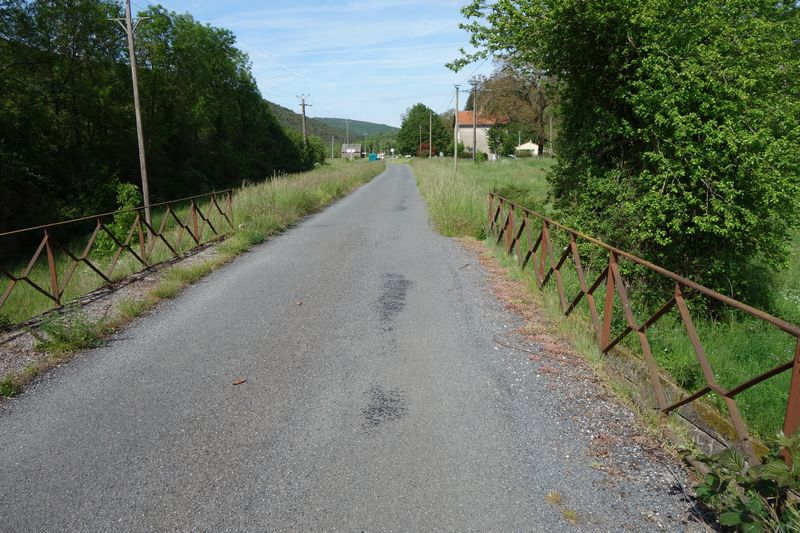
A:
[429,110,432,159]
[549,114,553,155]
[454,85,459,172]
[471,79,478,161]
[419,123,422,155]
[113,0,151,233]
[331,136,334,159]
[298,94,311,147]
[346,120,350,145]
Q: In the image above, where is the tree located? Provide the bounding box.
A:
[488,119,538,156]
[0,0,311,244]
[463,66,557,153]
[452,0,800,304]
[397,103,452,156]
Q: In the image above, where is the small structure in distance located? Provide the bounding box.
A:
[341,143,362,160]
[515,140,540,156]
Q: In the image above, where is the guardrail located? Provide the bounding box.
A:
[488,193,800,462]
[0,190,234,321]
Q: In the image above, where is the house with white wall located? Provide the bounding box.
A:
[454,111,509,158]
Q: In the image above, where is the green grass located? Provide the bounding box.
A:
[36,313,108,356]
[117,297,154,320]
[411,157,800,441]
[408,157,554,238]
[0,159,384,326]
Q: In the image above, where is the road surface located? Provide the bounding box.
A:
[0,165,694,531]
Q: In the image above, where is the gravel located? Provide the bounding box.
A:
[0,164,703,531]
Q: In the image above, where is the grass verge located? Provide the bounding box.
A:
[411,157,798,441]
[408,157,553,238]
[0,160,385,397]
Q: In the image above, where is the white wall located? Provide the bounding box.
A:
[456,126,491,154]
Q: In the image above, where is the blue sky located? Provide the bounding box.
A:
[136,0,494,127]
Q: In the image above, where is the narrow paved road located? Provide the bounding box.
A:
[0,165,692,531]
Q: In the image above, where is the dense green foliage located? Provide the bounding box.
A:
[453,0,800,305]
[692,434,800,532]
[397,103,453,156]
[488,120,536,156]
[0,0,321,238]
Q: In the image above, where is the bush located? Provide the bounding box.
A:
[455,0,800,305]
[691,433,800,532]
[94,182,143,256]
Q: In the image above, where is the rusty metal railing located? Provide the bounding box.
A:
[0,190,234,321]
[488,193,800,462]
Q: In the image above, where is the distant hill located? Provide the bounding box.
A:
[266,101,348,143]
[266,101,397,143]
[314,118,399,138]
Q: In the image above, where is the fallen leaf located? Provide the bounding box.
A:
[232,379,247,385]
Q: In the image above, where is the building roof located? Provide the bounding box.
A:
[341,143,362,152]
[455,111,509,127]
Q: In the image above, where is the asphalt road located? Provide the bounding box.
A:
[0,165,693,531]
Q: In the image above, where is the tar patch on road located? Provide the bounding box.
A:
[378,273,412,329]
[362,385,408,428]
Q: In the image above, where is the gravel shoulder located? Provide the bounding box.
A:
[0,164,702,531]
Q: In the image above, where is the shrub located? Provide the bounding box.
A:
[454,0,800,305]
[691,433,800,532]
[94,182,142,256]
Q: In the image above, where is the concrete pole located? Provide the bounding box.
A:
[472,81,477,161]
[429,110,432,159]
[454,85,459,172]
[120,0,151,232]
[298,95,310,148]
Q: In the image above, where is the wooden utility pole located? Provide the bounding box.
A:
[429,110,432,159]
[454,85,459,172]
[346,120,350,144]
[298,95,311,147]
[113,0,151,232]
[549,114,553,155]
[419,124,422,154]
[331,136,334,159]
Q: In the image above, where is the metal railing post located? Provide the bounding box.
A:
[784,338,800,436]
[44,230,60,306]
[190,200,200,242]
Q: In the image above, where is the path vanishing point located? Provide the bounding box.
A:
[0,165,698,531]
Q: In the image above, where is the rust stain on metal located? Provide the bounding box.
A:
[1,190,234,322]
[487,192,800,462]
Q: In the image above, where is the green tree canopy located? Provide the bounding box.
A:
[0,0,313,243]
[397,103,452,156]
[453,0,800,304]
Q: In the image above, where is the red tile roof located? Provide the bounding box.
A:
[456,111,509,127]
